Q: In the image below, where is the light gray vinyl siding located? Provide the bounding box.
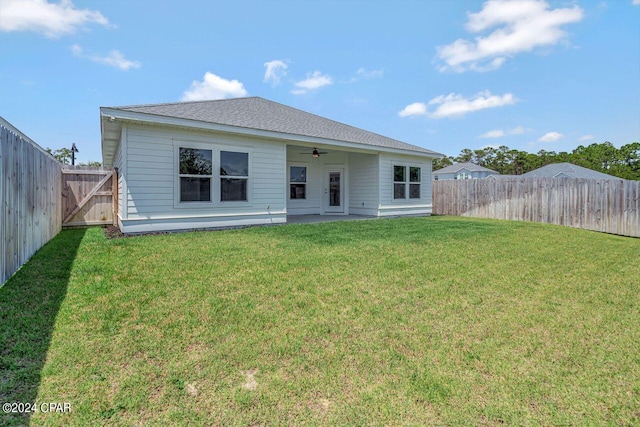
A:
[122,123,285,225]
[379,153,433,215]
[348,152,379,215]
[112,131,125,221]
[434,172,456,180]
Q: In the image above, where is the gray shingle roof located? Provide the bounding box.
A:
[108,97,440,156]
[433,162,499,174]
[521,163,622,180]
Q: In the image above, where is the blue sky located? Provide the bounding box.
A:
[1,0,639,164]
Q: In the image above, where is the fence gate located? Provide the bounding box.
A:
[61,166,116,227]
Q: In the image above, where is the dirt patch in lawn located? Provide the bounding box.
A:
[103,225,124,239]
[243,369,258,391]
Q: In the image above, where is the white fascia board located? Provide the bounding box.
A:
[100,108,442,160]
[100,114,122,167]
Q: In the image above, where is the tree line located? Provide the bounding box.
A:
[44,141,640,180]
[45,147,101,167]
[433,141,640,181]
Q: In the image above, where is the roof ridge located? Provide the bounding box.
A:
[107,97,410,146]
[103,96,261,110]
[101,97,442,156]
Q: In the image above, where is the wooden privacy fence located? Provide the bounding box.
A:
[433,177,640,238]
[1,117,62,284]
[62,166,116,227]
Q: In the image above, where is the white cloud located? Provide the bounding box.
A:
[347,68,384,83]
[427,91,518,119]
[578,134,595,141]
[538,131,563,142]
[436,0,584,72]
[71,43,82,56]
[263,59,288,86]
[291,71,333,94]
[480,129,506,138]
[633,0,640,5]
[72,44,140,70]
[398,102,428,118]
[0,0,110,38]
[181,72,248,101]
[90,50,140,71]
[356,68,384,79]
[479,126,525,138]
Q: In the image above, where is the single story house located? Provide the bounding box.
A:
[521,162,623,180]
[432,162,499,180]
[101,97,443,233]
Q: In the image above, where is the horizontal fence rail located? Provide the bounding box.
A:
[1,117,62,284]
[433,177,639,238]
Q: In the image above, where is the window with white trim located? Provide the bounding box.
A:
[289,166,307,199]
[409,166,421,199]
[179,147,212,202]
[393,165,406,199]
[220,151,249,202]
[393,165,421,199]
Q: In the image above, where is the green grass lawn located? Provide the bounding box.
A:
[1,216,639,425]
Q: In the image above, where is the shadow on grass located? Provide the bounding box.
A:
[0,229,86,426]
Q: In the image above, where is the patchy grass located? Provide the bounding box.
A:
[1,217,639,425]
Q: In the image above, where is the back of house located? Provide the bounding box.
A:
[101,97,442,233]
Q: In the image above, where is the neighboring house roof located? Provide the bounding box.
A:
[521,163,622,180]
[432,162,499,175]
[101,97,442,166]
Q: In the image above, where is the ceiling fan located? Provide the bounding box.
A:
[299,148,328,158]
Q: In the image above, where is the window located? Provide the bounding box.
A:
[220,151,248,202]
[289,166,306,199]
[179,148,212,202]
[393,165,421,200]
[409,166,421,199]
[393,165,406,199]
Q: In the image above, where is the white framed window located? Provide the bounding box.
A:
[289,165,307,200]
[409,166,421,199]
[393,165,406,199]
[175,143,251,207]
[393,165,421,200]
[179,147,212,202]
[220,150,249,202]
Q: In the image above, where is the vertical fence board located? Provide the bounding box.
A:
[1,117,63,285]
[433,177,639,238]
